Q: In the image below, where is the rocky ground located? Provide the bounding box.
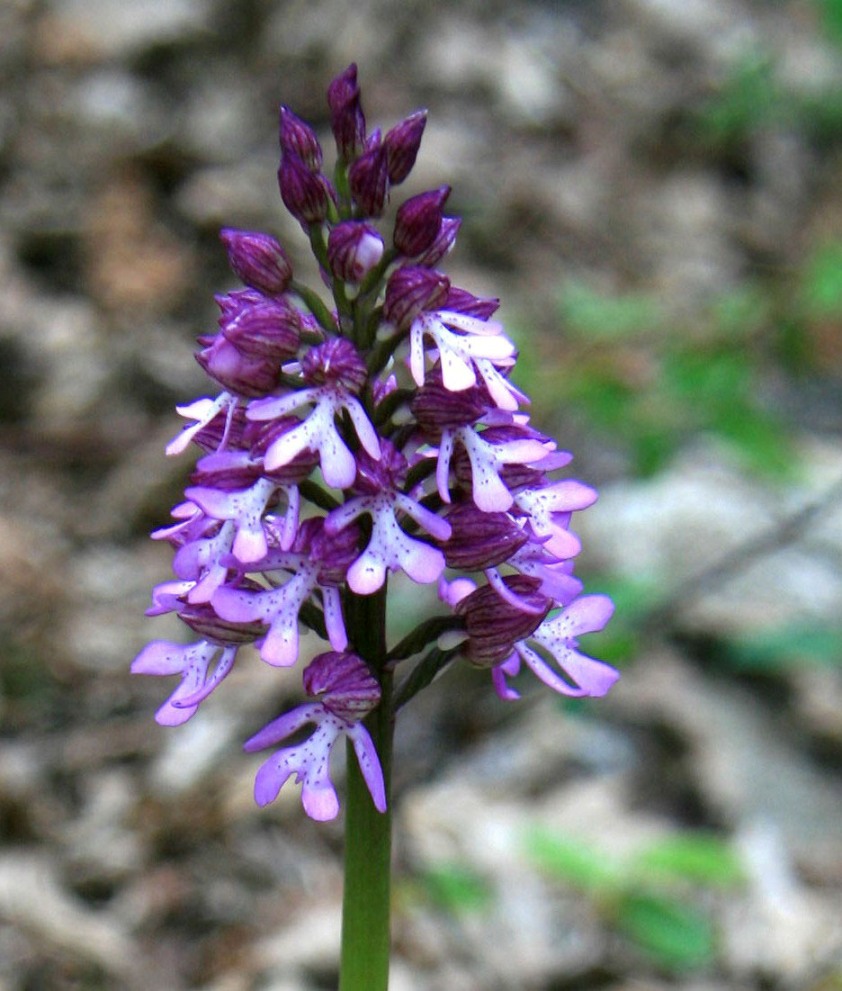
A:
[1,0,842,988]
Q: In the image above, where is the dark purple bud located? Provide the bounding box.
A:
[415,216,461,267]
[348,141,389,217]
[278,153,333,224]
[443,285,500,320]
[383,266,450,329]
[351,438,407,495]
[220,228,293,296]
[393,185,450,257]
[296,517,362,586]
[215,288,265,321]
[195,335,279,397]
[411,373,491,433]
[301,337,367,392]
[221,298,301,361]
[444,503,529,570]
[190,403,250,454]
[456,576,550,667]
[179,601,265,645]
[327,63,366,161]
[327,221,384,283]
[279,105,323,171]
[303,651,380,722]
[248,417,320,484]
[190,449,262,491]
[384,109,427,183]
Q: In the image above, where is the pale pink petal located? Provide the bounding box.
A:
[394,493,452,541]
[347,723,387,812]
[344,397,382,459]
[247,388,317,421]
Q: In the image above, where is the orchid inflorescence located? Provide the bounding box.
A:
[132,64,618,821]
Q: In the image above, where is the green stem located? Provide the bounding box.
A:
[340,585,393,991]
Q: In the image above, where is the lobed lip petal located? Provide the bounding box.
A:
[347,723,387,812]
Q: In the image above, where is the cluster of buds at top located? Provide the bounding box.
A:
[133,64,617,821]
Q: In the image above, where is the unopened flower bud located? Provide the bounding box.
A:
[393,185,450,257]
[384,109,427,183]
[294,517,361,586]
[221,298,301,361]
[303,651,381,723]
[190,449,262,491]
[179,601,265,645]
[383,266,449,328]
[456,577,550,667]
[196,335,279,397]
[220,228,292,296]
[327,63,366,161]
[249,417,320,484]
[327,221,384,283]
[444,286,500,319]
[278,154,333,224]
[415,216,461,267]
[301,337,367,392]
[411,373,491,432]
[444,503,529,570]
[279,105,323,170]
[348,141,389,217]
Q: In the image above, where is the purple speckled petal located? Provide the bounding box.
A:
[322,586,348,651]
[344,396,381,459]
[515,641,590,697]
[435,430,455,504]
[491,651,522,701]
[243,702,323,751]
[544,594,615,639]
[347,546,388,594]
[166,394,232,456]
[394,492,452,541]
[247,388,317,422]
[347,722,387,812]
[131,640,192,677]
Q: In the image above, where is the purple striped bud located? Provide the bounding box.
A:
[190,404,250,454]
[179,601,265,645]
[195,335,279,397]
[444,286,500,320]
[190,449,262,491]
[348,140,389,216]
[444,503,528,570]
[327,221,385,283]
[303,651,380,723]
[215,288,265,321]
[393,185,450,257]
[384,109,427,184]
[351,438,406,495]
[221,299,301,361]
[415,216,461,267]
[411,373,490,432]
[383,266,449,329]
[249,417,320,484]
[294,517,361,586]
[456,576,550,667]
[278,154,333,224]
[301,337,367,391]
[220,229,292,296]
[327,63,366,161]
[279,105,323,171]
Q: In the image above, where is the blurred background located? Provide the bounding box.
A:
[1,0,842,988]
